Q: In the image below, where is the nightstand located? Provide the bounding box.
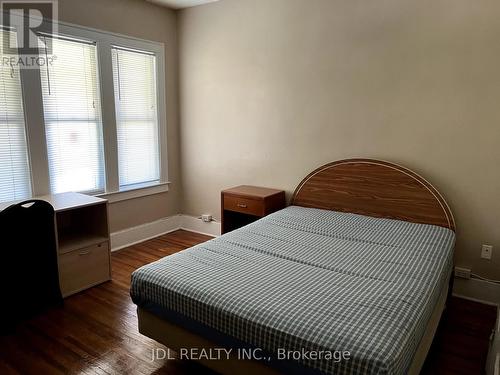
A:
[221,185,286,234]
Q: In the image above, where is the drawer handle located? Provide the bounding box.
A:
[237,203,247,208]
[78,249,92,256]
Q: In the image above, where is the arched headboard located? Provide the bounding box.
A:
[291,159,455,231]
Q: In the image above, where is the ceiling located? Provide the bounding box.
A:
[147,0,219,10]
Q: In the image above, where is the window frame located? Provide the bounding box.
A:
[111,46,162,191]
[0,14,169,203]
[39,34,106,195]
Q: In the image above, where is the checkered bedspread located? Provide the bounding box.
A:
[131,206,454,375]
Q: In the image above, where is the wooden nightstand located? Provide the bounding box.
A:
[221,185,286,234]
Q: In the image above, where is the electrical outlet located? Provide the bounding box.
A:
[454,266,471,279]
[201,214,213,223]
[481,244,493,260]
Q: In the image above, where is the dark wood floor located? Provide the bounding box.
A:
[422,296,496,374]
[0,230,496,375]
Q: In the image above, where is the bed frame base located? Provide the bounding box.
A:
[137,280,448,375]
[138,307,280,375]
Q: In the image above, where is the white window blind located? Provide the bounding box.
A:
[111,47,160,189]
[39,36,105,194]
[0,29,32,202]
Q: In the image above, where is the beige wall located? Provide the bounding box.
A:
[58,0,181,232]
[178,0,500,279]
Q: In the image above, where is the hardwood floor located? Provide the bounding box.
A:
[422,297,497,374]
[0,230,496,375]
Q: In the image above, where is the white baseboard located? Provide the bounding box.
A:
[180,215,221,237]
[110,214,220,251]
[453,277,500,306]
[110,215,182,251]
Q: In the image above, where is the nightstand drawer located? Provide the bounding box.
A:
[223,195,264,216]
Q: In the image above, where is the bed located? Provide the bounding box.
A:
[131,159,456,375]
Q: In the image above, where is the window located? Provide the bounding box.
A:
[112,47,160,189]
[39,36,105,194]
[0,19,167,204]
[0,29,32,202]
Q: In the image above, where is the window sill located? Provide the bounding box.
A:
[98,181,170,203]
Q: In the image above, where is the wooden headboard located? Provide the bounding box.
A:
[291,159,455,231]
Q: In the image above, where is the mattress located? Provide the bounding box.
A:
[131,206,455,375]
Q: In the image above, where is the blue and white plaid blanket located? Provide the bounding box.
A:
[131,206,454,374]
